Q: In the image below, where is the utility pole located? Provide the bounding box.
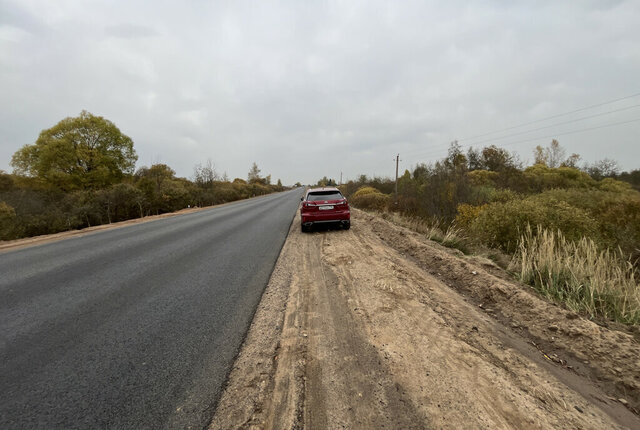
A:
[340,171,342,186]
[394,154,400,205]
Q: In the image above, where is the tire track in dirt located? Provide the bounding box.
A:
[302,235,426,429]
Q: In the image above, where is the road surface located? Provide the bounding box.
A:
[0,189,302,429]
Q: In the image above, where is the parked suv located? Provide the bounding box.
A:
[300,187,350,232]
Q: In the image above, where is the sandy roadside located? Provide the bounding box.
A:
[210,209,640,429]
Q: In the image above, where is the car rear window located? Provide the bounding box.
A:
[307,191,343,201]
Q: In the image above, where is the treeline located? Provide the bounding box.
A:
[341,141,640,260]
[0,112,284,240]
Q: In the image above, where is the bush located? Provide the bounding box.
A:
[351,186,390,211]
[0,201,17,239]
[469,197,599,253]
[455,203,486,229]
[489,188,519,203]
[598,177,633,193]
[530,188,640,256]
[523,165,596,192]
[352,186,381,199]
[468,170,498,186]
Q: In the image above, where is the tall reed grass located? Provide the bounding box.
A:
[514,226,640,324]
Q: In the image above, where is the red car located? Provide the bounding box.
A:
[300,187,351,232]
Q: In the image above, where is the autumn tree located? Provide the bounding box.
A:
[562,153,581,168]
[134,164,192,215]
[618,169,640,191]
[534,140,579,168]
[136,164,176,193]
[533,145,547,165]
[193,159,219,187]
[467,147,483,170]
[481,145,518,172]
[247,162,262,183]
[546,139,565,168]
[444,141,467,172]
[586,158,621,180]
[11,111,137,190]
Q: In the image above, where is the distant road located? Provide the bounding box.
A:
[0,189,302,429]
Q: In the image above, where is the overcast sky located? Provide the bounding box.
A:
[1,0,639,184]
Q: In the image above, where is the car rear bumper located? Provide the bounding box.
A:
[301,210,350,225]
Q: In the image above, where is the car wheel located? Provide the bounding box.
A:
[343,221,351,230]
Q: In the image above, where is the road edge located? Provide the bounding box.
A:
[207,204,300,429]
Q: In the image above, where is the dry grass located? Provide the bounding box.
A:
[513,226,640,324]
[380,212,469,253]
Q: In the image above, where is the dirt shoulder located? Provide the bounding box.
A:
[210,209,640,429]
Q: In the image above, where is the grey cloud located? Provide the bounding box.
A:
[0,0,45,34]
[1,0,639,184]
[105,23,158,39]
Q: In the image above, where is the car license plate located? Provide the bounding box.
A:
[319,205,334,210]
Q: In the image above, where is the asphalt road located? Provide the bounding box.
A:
[0,189,302,429]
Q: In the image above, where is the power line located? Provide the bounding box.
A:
[406,117,640,161]
[458,91,640,142]
[463,103,640,147]
[490,116,640,149]
[404,102,640,158]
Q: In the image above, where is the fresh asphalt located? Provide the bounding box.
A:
[0,188,303,429]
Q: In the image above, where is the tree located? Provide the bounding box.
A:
[444,141,467,171]
[618,169,640,191]
[481,145,516,172]
[546,139,565,168]
[248,162,262,183]
[316,176,337,186]
[136,164,176,192]
[134,164,177,214]
[586,158,621,180]
[193,159,218,187]
[467,147,483,171]
[11,111,137,190]
[533,145,547,165]
[562,153,581,168]
[109,183,145,221]
[534,140,578,168]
